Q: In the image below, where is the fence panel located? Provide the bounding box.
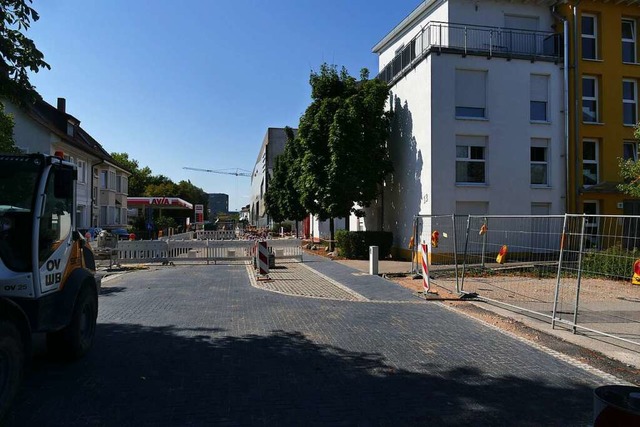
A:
[206,240,255,261]
[553,215,640,348]
[267,239,303,261]
[460,215,565,320]
[116,240,169,264]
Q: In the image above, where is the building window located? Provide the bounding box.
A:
[116,175,122,193]
[92,186,97,203]
[582,14,597,60]
[583,139,599,186]
[122,177,128,194]
[530,74,549,121]
[531,138,549,185]
[456,136,486,184]
[624,141,638,161]
[77,160,86,184]
[455,69,487,119]
[582,76,598,123]
[623,18,637,63]
[583,201,600,249]
[100,170,108,189]
[99,206,107,225]
[623,79,637,125]
[109,171,116,190]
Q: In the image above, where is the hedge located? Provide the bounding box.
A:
[335,230,393,259]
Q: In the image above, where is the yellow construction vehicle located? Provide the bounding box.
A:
[0,152,100,420]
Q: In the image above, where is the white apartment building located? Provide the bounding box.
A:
[369,0,565,254]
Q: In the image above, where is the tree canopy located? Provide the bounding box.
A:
[266,64,392,246]
[618,126,640,197]
[0,0,50,152]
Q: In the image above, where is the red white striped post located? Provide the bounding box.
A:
[421,243,430,294]
[256,240,269,278]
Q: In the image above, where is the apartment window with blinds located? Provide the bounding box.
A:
[583,139,599,186]
[530,74,549,121]
[582,76,599,123]
[116,175,122,193]
[531,138,549,185]
[109,171,116,190]
[99,206,107,225]
[455,70,487,119]
[582,14,597,60]
[623,79,637,125]
[623,18,637,63]
[456,135,486,184]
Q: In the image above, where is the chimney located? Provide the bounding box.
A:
[57,97,66,113]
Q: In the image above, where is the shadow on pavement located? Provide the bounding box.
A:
[7,323,595,426]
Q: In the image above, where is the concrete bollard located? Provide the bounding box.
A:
[369,246,379,276]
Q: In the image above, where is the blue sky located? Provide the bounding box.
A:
[27,0,422,210]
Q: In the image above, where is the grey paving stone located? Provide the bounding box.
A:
[6,264,612,426]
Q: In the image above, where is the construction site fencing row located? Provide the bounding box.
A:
[412,214,640,349]
[115,239,303,264]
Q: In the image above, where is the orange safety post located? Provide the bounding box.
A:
[496,245,508,264]
[632,260,640,285]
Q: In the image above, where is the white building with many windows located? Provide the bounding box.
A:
[369,0,566,255]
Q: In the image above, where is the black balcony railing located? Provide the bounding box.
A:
[378,21,562,84]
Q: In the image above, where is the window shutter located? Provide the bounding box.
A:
[455,70,486,109]
[530,75,548,102]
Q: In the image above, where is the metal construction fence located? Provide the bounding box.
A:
[114,239,303,265]
[412,214,640,348]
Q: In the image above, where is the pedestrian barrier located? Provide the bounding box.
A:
[256,241,269,276]
[266,239,304,261]
[113,238,300,265]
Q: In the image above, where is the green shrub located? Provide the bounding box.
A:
[581,246,639,280]
[335,230,393,259]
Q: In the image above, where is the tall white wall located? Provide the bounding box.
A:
[449,0,555,32]
[430,54,564,216]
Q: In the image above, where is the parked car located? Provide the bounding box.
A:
[109,228,131,240]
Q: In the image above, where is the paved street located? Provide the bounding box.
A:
[6,261,621,426]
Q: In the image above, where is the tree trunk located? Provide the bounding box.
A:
[295,220,299,238]
[345,214,350,231]
[329,217,335,252]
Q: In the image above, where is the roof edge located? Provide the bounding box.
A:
[372,0,440,54]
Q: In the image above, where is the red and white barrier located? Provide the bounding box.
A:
[257,241,269,277]
[421,243,430,293]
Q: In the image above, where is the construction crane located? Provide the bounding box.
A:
[183,166,251,177]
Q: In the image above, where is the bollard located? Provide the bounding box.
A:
[369,246,379,275]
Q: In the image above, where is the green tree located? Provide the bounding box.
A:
[296,64,392,249]
[0,103,19,153]
[0,0,50,153]
[265,127,307,237]
[111,152,154,196]
[0,0,50,105]
[618,126,640,197]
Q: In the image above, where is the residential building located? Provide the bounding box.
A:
[4,97,130,229]
[208,193,229,216]
[555,1,640,217]
[371,0,565,258]
[250,127,296,227]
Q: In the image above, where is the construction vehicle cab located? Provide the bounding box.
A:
[0,153,99,420]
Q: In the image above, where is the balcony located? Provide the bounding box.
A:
[378,21,562,84]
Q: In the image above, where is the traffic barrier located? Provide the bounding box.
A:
[421,243,430,293]
[257,241,269,277]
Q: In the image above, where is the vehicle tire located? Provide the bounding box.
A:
[0,321,24,422]
[47,286,97,361]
